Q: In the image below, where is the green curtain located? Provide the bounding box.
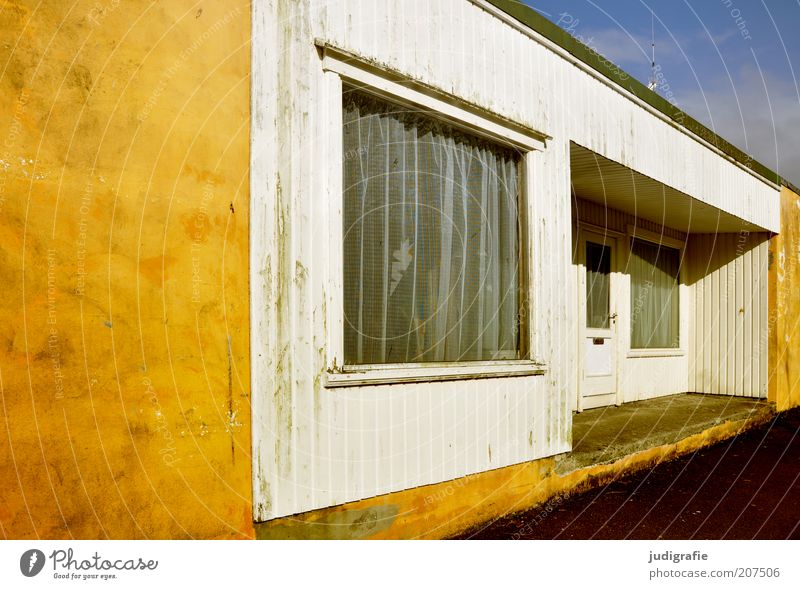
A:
[629,238,680,349]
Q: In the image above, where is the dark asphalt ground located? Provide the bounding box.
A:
[458,407,800,539]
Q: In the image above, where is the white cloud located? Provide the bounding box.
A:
[676,64,800,185]
[704,28,738,47]
[567,25,686,71]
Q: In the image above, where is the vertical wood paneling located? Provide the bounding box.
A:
[251,0,279,522]
[719,237,728,394]
[744,240,754,396]
[400,0,414,70]
[703,235,714,393]
[711,236,721,394]
[324,66,347,508]
[688,233,769,398]
[688,247,698,392]
[726,236,737,394]
[734,236,745,395]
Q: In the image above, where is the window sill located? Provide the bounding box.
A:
[324,360,546,388]
[627,349,685,359]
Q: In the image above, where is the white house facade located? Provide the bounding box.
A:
[251,0,780,521]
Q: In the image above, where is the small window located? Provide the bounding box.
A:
[586,241,611,329]
[629,238,680,349]
[342,89,523,365]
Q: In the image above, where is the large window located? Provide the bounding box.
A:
[342,89,523,365]
[629,238,680,349]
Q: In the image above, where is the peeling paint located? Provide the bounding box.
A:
[255,406,773,539]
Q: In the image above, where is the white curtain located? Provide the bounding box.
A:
[342,90,521,365]
[629,238,680,348]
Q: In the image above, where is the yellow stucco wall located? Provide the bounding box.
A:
[0,0,253,538]
[769,186,800,412]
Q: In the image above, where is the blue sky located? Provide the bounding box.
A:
[523,0,800,185]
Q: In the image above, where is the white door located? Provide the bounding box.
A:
[578,233,618,410]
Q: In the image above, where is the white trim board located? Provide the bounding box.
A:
[317,42,549,152]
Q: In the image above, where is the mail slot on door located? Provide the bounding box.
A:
[592,337,605,345]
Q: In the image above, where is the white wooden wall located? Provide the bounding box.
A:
[688,233,770,397]
[252,0,779,520]
[315,0,779,232]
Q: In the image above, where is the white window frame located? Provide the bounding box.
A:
[625,225,688,358]
[317,43,549,387]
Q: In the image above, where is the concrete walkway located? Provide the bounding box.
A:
[556,394,772,474]
[459,403,800,539]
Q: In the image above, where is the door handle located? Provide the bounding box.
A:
[609,313,618,321]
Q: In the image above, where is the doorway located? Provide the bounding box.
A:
[578,231,619,411]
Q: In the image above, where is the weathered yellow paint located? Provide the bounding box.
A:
[0,0,253,538]
[769,186,800,412]
[255,407,773,539]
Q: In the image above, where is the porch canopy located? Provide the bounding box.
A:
[570,142,777,234]
[571,141,773,402]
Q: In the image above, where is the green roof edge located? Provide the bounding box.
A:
[487,0,797,193]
